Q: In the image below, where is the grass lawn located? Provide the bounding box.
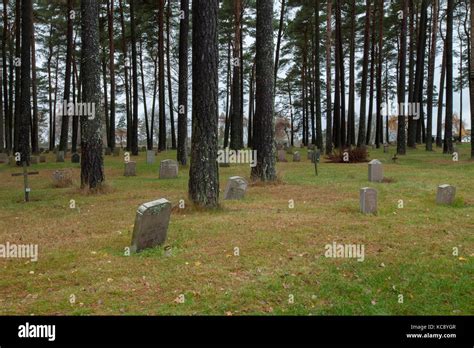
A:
[0,145,472,315]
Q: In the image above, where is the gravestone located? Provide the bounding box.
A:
[383,144,389,153]
[360,187,377,214]
[56,151,65,162]
[277,150,287,162]
[124,161,137,177]
[30,156,39,165]
[308,144,316,150]
[307,150,314,160]
[371,144,376,150]
[71,153,80,163]
[293,152,301,162]
[52,169,73,188]
[286,147,293,155]
[436,184,456,205]
[146,150,155,164]
[113,148,120,157]
[368,159,383,182]
[130,198,172,253]
[224,176,248,200]
[39,155,46,163]
[0,153,7,163]
[159,159,178,179]
[276,144,284,150]
[105,148,112,156]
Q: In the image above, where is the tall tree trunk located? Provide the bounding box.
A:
[108,0,116,150]
[274,0,285,92]
[288,80,294,147]
[469,0,474,158]
[72,55,80,153]
[366,2,376,146]
[375,0,384,148]
[81,0,104,189]
[139,39,150,149]
[118,0,131,151]
[397,0,408,155]
[357,0,370,148]
[7,8,13,153]
[443,0,453,154]
[13,0,20,152]
[188,0,219,207]
[325,0,332,154]
[2,0,9,153]
[426,0,438,151]
[407,0,415,147]
[223,39,231,149]
[150,53,158,150]
[248,60,255,148]
[336,0,345,147]
[158,0,166,150]
[130,0,139,155]
[59,0,74,153]
[101,27,109,149]
[347,0,356,147]
[230,0,242,150]
[30,16,38,154]
[177,0,189,164]
[18,0,32,164]
[52,50,59,150]
[251,0,276,182]
[166,0,176,150]
[437,29,446,148]
[314,0,322,150]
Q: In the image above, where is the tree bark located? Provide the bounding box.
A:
[375,0,384,148]
[188,0,219,207]
[469,0,474,158]
[443,0,453,154]
[325,0,332,154]
[166,0,176,150]
[274,0,285,93]
[18,0,32,164]
[397,0,408,155]
[347,0,356,147]
[426,0,438,151]
[314,0,322,150]
[357,0,370,148]
[2,0,9,153]
[158,0,166,150]
[251,0,276,182]
[108,0,116,150]
[230,0,243,150]
[177,0,189,164]
[118,0,131,151]
[59,0,74,153]
[81,0,104,189]
[437,27,446,148]
[30,15,38,154]
[130,0,139,155]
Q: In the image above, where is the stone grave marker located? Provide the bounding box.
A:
[293,152,301,162]
[436,184,456,205]
[39,155,46,163]
[124,161,137,176]
[113,148,121,157]
[224,176,248,200]
[146,150,155,164]
[0,153,8,163]
[277,150,287,162]
[130,198,172,253]
[30,156,39,165]
[52,169,73,188]
[368,159,383,182]
[307,150,314,160]
[383,144,389,153]
[360,187,377,214]
[71,153,80,163]
[159,159,178,179]
[56,151,65,162]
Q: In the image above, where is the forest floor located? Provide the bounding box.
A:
[0,144,473,315]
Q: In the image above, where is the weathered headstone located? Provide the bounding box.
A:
[383,144,389,153]
[293,152,301,162]
[276,144,284,150]
[113,148,120,157]
[368,159,383,182]
[307,150,314,160]
[30,156,39,165]
[436,184,456,205]
[39,155,46,163]
[224,176,248,200]
[159,159,178,179]
[124,161,137,177]
[130,198,172,253]
[360,187,377,214]
[0,153,8,163]
[71,153,80,163]
[56,151,65,162]
[146,150,155,164]
[277,150,287,162]
[52,169,73,188]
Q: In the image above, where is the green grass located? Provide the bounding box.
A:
[0,144,472,315]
